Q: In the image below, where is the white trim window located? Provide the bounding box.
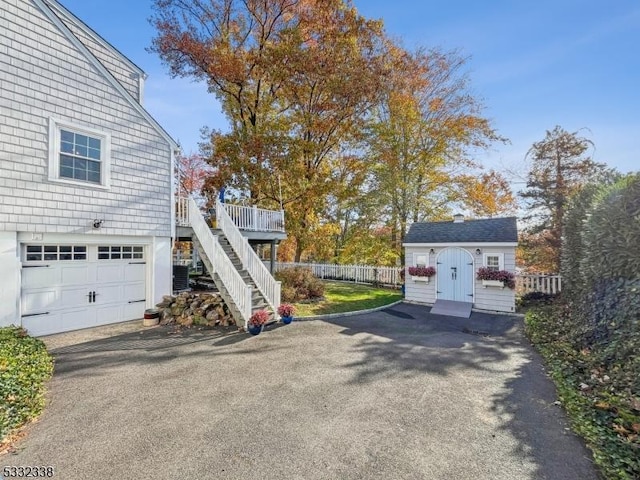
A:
[98,245,144,260]
[413,252,429,268]
[24,245,87,262]
[49,118,111,188]
[483,253,504,271]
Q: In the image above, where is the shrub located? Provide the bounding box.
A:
[0,326,54,444]
[275,267,325,303]
[516,291,558,308]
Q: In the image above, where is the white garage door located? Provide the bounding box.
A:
[21,244,147,336]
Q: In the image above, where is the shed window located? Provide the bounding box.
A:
[483,253,504,271]
[413,253,428,268]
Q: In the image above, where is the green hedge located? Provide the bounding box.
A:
[526,172,640,479]
[0,327,54,443]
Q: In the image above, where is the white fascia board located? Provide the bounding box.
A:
[34,0,178,151]
[17,232,157,244]
[402,242,518,247]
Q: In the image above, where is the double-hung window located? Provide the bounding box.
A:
[49,119,110,188]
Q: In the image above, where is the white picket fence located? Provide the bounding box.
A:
[273,262,402,286]
[271,261,563,294]
[515,274,562,294]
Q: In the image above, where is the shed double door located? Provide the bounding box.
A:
[436,247,473,302]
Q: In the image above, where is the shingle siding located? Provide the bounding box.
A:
[0,0,172,237]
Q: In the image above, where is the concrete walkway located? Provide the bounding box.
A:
[7,303,600,480]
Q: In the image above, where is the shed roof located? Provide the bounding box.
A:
[404,217,518,244]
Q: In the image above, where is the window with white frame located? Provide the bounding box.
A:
[414,253,428,268]
[24,245,87,262]
[98,245,144,260]
[49,119,110,187]
[483,253,504,271]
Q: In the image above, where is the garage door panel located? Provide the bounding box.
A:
[59,286,91,310]
[124,264,145,282]
[60,264,91,285]
[95,305,122,326]
[22,266,61,288]
[96,264,124,283]
[22,312,64,337]
[122,302,145,322]
[124,282,145,303]
[95,284,123,305]
[22,289,57,314]
[62,308,98,332]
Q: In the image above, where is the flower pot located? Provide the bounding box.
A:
[281,316,293,325]
[482,280,505,288]
[247,324,263,336]
[412,276,430,283]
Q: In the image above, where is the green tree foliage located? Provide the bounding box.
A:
[520,126,609,272]
[528,172,640,479]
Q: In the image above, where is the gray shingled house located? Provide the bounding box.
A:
[403,215,518,314]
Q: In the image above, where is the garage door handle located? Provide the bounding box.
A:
[23,265,50,268]
[128,299,146,304]
[22,312,50,317]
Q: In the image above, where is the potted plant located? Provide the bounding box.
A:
[277,303,296,324]
[248,309,270,335]
[407,266,436,283]
[476,267,515,289]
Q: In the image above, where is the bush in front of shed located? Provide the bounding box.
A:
[0,326,53,444]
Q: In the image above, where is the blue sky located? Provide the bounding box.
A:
[59,0,639,181]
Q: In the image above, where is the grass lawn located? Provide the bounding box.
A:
[293,281,403,317]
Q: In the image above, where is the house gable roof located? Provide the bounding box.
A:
[34,0,178,150]
[404,217,518,244]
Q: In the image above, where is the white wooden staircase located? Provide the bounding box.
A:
[180,197,282,329]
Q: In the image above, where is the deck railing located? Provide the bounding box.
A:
[222,203,285,232]
[216,200,281,315]
[188,197,252,324]
[176,196,189,226]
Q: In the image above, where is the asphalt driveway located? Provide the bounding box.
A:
[6,303,600,480]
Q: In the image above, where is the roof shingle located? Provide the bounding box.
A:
[404,217,518,244]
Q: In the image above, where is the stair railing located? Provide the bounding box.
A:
[216,200,281,315]
[188,197,252,325]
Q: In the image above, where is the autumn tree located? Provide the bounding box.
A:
[150,0,389,261]
[519,126,610,272]
[175,151,213,203]
[367,47,513,260]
